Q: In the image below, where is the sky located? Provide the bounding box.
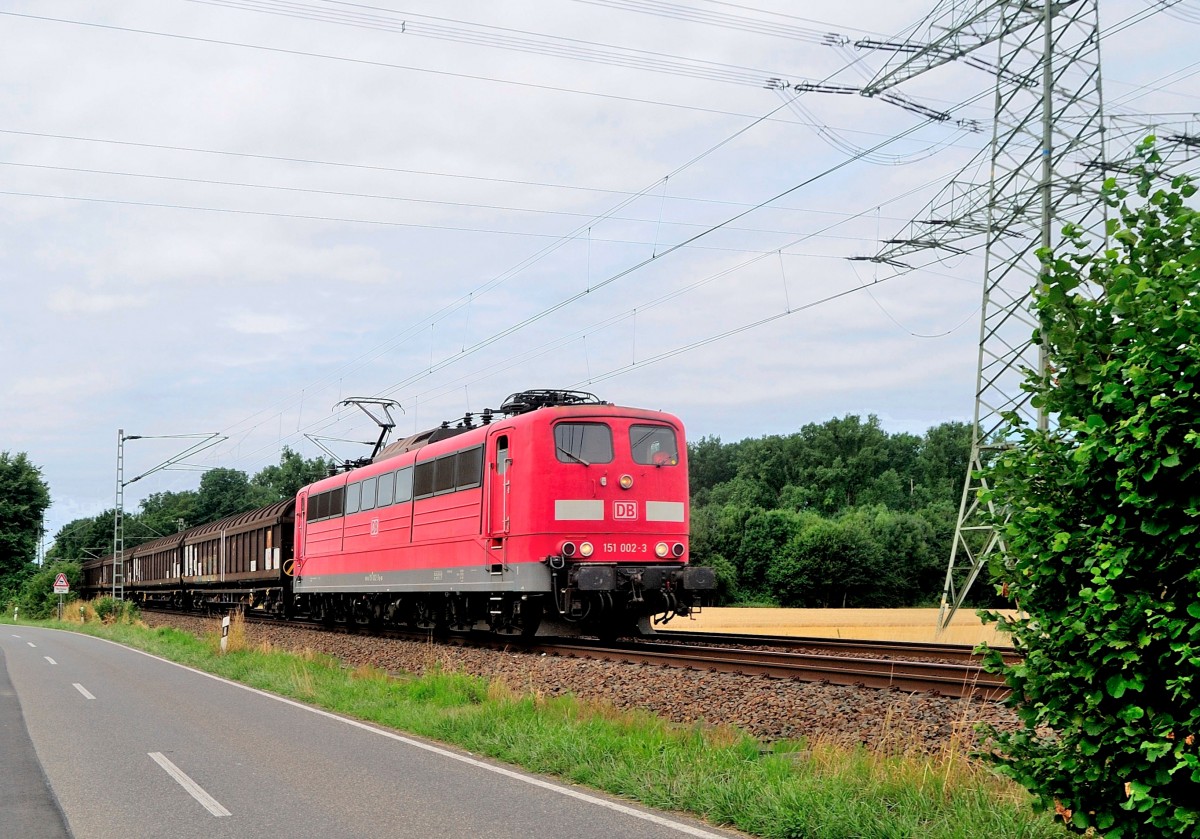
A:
[2,0,1198,549]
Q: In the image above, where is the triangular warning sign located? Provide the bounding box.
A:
[54,573,68,586]
[53,573,70,592]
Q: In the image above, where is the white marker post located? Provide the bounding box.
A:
[220,615,230,654]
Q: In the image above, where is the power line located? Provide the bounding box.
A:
[0,10,820,114]
[0,159,913,238]
[187,0,798,87]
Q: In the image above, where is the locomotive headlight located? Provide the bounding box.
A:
[655,542,669,558]
[579,542,594,557]
[561,541,577,557]
[672,542,685,558]
[619,474,634,489]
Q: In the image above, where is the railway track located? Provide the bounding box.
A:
[151,607,1012,701]
[652,630,1019,666]
[481,637,1008,700]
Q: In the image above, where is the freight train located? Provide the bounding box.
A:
[81,390,715,637]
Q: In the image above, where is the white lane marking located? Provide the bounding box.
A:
[44,656,57,665]
[148,752,231,817]
[27,642,36,648]
[73,683,96,700]
[11,634,20,638]
[98,641,731,838]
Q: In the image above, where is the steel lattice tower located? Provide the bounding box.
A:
[856,0,1107,630]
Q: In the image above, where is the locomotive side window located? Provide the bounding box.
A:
[554,423,613,465]
[456,446,483,490]
[345,482,361,515]
[630,424,679,466]
[328,486,345,518]
[414,460,436,499]
[497,436,509,474]
[433,454,458,495]
[313,491,329,521]
[395,467,414,503]
[377,471,395,507]
[361,477,378,511]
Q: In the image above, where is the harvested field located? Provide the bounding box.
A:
[670,607,1016,647]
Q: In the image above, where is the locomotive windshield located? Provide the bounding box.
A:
[554,422,613,465]
[630,424,679,466]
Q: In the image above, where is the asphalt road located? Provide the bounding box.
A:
[0,625,741,839]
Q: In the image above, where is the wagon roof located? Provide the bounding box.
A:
[81,554,112,570]
[184,498,296,542]
[129,530,186,558]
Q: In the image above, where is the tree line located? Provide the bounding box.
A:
[44,447,329,566]
[687,415,981,608]
[0,448,328,619]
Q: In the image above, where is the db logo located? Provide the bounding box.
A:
[613,501,638,521]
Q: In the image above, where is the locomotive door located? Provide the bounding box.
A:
[486,430,513,571]
[294,491,307,571]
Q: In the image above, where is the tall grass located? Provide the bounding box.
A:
[15,610,1066,839]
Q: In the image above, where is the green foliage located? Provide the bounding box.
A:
[136,490,199,537]
[982,141,1200,837]
[688,416,973,607]
[0,451,51,598]
[13,560,81,620]
[768,517,883,608]
[251,447,329,502]
[193,467,273,524]
[91,596,140,624]
[46,510,116,562]
[738,509,818,597]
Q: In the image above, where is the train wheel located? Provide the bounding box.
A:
[519,597,543,637]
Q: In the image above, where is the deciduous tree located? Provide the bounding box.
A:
[0,451,51,598]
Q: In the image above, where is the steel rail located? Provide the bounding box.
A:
[514,638,1009,700]
[650,629,1020,666]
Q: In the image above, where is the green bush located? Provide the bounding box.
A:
[14,560,80,620]
[91,596,140,624]
[982,141,1200,836]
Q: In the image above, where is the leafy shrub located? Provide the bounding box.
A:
[982,142,1200,837]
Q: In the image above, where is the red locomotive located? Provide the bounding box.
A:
[82,390,714,637]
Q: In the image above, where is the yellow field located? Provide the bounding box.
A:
[670,607,1016,646]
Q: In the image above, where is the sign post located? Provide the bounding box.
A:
[53,573,70,620]
[220,615,231,654]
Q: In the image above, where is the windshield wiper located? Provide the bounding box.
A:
[556,446,591,466]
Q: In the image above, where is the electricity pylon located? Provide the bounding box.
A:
[854,0,1107,631]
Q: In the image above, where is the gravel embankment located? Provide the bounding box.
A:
[142,612,1024,750]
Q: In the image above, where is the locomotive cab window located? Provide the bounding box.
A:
[630,425,679,466]
[554,422,613,465]
[496,435,509,474]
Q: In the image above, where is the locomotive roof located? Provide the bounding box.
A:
[372,389,612,463]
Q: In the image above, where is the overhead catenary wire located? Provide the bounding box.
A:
[154,5,1002,471]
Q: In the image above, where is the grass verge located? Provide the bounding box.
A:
[2,612,1066,839]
